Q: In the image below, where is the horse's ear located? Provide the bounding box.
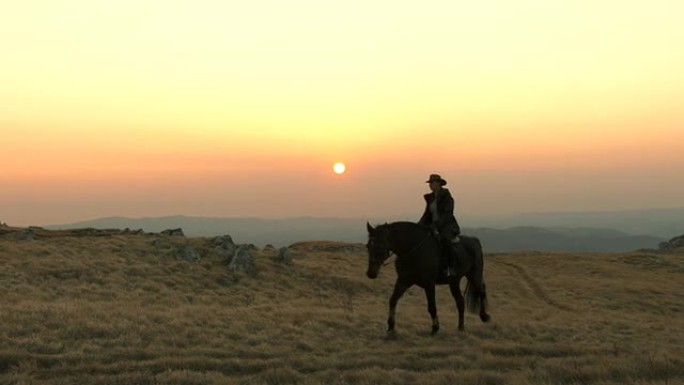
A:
[366,222,374,234]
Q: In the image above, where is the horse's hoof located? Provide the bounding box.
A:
[431,325,440,335]
[481,314,491,323]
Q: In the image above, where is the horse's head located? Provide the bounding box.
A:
[366,222,391,279]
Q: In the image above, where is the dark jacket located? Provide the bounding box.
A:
[418,188,461,237]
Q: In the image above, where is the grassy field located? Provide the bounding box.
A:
[1,230,682,385]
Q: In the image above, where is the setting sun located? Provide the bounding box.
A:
[1,0,683,225]
[333,162,346,175]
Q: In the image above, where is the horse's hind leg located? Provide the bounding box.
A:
[424,284,439,335]
[387,280,410,333]
[479,282,491,323]
[449,277,465,331]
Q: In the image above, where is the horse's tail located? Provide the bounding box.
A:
[464,238,491,322]
[465,281,490,320]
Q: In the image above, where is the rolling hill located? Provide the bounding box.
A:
[1,227,682,384]
[46,215,665,252]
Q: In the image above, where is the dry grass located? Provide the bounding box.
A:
[1,233,682,385]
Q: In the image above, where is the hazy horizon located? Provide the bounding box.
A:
[1,204,682,228]
[3,1,683,227]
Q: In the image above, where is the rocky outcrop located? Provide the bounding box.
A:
[1,225,266,276]
[0,227,36,240]
[276,247,293,264]
[227,246,256,276]
[212,235,237,260]
[20,228,36,241]
[659,234,684,251]
[2,226,153,239]
[176,245,201,262]
[122,228,145,235]
[161,228,185,237]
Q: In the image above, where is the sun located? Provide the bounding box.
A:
[333,162,346,174]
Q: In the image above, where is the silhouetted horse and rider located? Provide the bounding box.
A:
[365,174,490,334]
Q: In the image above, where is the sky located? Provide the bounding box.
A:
[2,0,683,226]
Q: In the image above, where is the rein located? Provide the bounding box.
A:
[383,234,430,266]
[405,236,430,256]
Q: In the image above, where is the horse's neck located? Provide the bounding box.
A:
[388,223,430,256]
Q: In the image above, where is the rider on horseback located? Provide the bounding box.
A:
[418,174,461,277]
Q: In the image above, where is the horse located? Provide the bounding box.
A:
[366,221,490,334]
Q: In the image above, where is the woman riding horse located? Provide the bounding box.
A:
[418,174,461,277]
[366,221,490,333]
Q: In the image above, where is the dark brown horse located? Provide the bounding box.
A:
[366,221,490,334]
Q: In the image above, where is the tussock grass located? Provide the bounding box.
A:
[1,234,683,384]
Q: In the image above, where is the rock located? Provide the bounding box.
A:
[212,235,237,259]
[264,244,275,250]
[659,234,684,250]
[214,245,235,260]
[161,228,185,237]
[177,245,201,262]
[20,228,36,241]
[669,235,684,248]
[212,235,235,247]
[276,247,293,264]
[228,246,256,275]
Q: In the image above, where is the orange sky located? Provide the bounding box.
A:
[2,0,683,226]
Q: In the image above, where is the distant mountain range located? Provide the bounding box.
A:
[465,207,684,239]
[47,214,672,253]
[468,226,662,253]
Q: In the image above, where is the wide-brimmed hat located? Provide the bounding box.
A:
[425,174,447,186]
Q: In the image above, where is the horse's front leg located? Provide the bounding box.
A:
[424,284,439,334]
[387,280,410,333]
[449,277,465,331]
